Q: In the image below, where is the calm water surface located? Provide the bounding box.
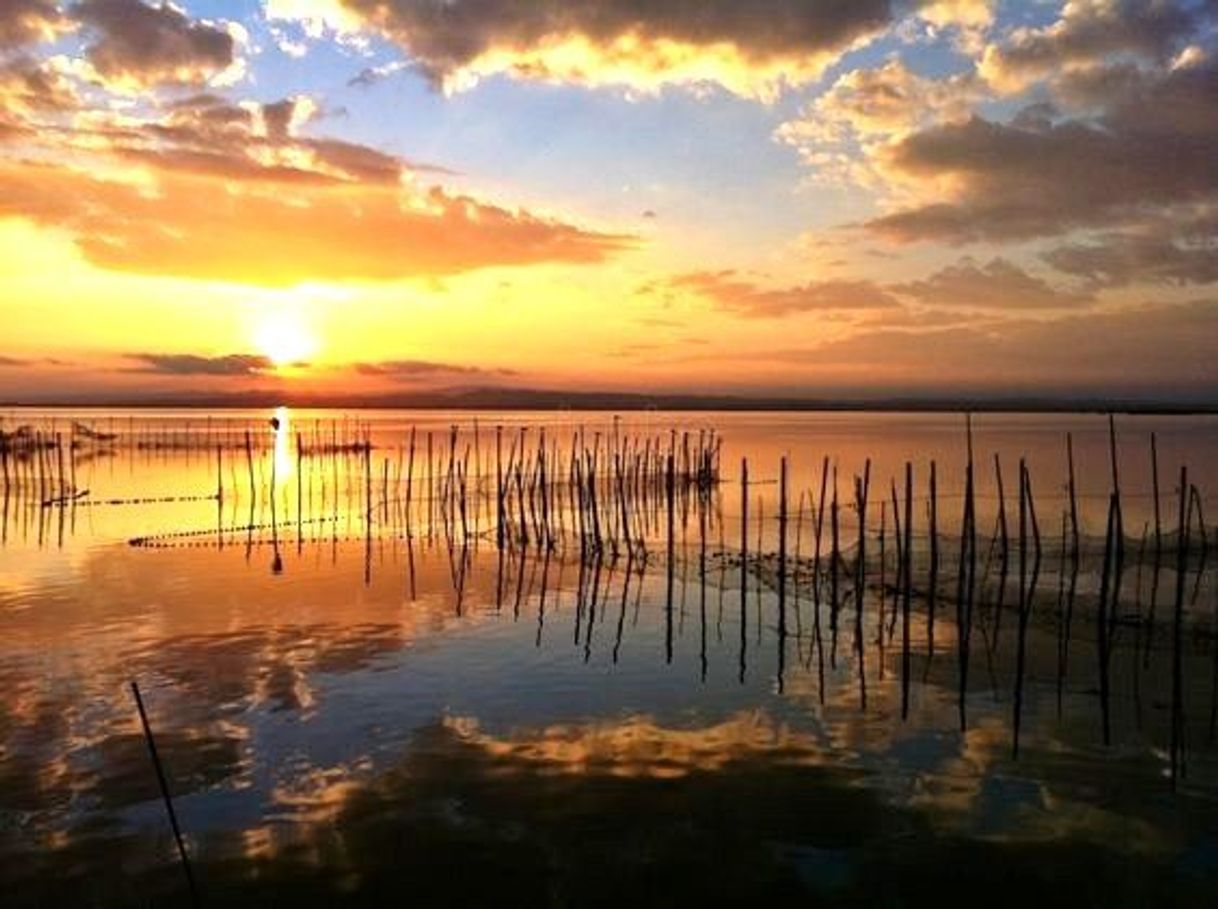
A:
[2,408,1217,906]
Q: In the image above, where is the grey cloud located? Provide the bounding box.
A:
[126,353,274,376]
[867,59,1218,243]
[1045,221,1218,287]
[353,360,517,381]
[0,0,64,49]
[980,0,1210,91]
[75,0,236,87]
[790,299,1218,395]
[893,257,1093,309]
[337,0,897,93]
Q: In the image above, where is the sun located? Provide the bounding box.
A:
[253,309,319,368]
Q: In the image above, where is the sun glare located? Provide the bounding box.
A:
[254,310,318,368]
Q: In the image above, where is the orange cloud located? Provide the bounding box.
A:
[0,158,634,284]
[652,270,900,318]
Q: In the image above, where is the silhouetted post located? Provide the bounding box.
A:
[1066,433,1080,560]
[586,448,601,551]
[426,431,434,538]
[405,427,416,537]
[1110,414,1124,563]
[130,682,199,907]
[778,456,788,641]
[55,433,65,500]
[1014,461,1029,757]
[901,461,912,720]
[699,475,708,682]
[740,457,749,683]
[495,425,504,549]
[1097,490,1116,746]
[296,433,303,552]
[813,456,829,594]
[539,430,552,549]
[995,454,1009,571]
[1151,433,1162,559]
[364,441,373,584]
[956,414,977,732]
[828,463,837,611]
[244,430,255,502]
[616,451,632,556]
[855,460,871,710]
[927,459,938,657]
[666,452,675,663]
[1171,466,1189,789]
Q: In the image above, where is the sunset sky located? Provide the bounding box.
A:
[1,0,1216,403]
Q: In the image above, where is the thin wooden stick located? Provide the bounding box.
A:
[130,681,199,906]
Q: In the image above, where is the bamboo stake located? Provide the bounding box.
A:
[130,681,199,907]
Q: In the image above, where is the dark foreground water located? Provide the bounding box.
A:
[1,409,1217,907]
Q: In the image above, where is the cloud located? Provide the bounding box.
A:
[74,0,241,89]
[775,56,983,187]
[80,93,453,189]
[979,0,1210,94]
[656,270,901,318]
[0,0,66,49]
[1044,217,1218,287]
[892,257,1093,309]
[332,0,900,99]
[866,56,1218,243]
[780,299,1218,396]
[782,57,982,145]
[353,359,518,381]
[126,353,274,376]
[347,60,409,88]
[917,0,995,30]
[0,158,633,283]
[87,93,453,187]
[265,0,361,38]
[0,56,78,116]
[0,50,629,288]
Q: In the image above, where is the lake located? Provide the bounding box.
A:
[2,408,1216,906]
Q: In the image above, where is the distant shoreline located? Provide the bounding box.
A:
[2,391,1216,417]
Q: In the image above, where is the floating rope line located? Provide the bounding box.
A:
[129,512,347,546]
[50,493,221,509]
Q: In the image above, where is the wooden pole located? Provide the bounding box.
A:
[1151,432,1162,559]
[855,460,871,710]
[778,457,788,636]
[1171,466,1189,789]
[1110,414,1124,563]
[901,461,912,720]
[740,457,748,683]
[927,459,938,655]
[244,430,255,502]
[1067,432,1079,560]
[130,682,199,906]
